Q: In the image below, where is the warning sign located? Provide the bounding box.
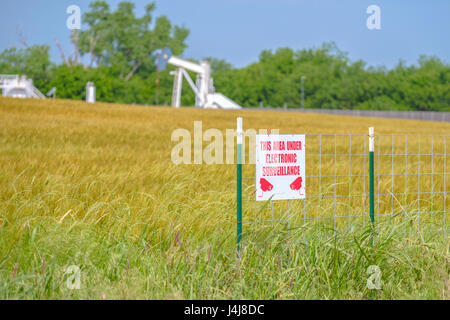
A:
[255,134,306,201]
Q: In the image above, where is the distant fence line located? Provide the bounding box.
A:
[249,107,450,122]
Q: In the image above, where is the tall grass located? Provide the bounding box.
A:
[0,215,448,299]
[0,97,448,299]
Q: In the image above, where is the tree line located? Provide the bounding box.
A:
[0,1,449,111]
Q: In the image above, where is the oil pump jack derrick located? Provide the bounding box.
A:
[156,48,241,110]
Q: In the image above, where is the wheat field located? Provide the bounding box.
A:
[0,97,448,299]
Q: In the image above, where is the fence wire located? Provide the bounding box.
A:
[240,133,449,241]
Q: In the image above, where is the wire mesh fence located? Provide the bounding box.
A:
[238,128,449,243]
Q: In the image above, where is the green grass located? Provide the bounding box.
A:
[1,215,448,299]
[0,97,448,299]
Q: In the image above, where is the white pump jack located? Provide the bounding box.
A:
[166,55,241,110]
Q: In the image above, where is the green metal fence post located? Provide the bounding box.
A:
[369,127,375,224]
[236,117,243,254]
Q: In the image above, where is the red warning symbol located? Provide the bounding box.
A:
[290,177,303,191]
[260,178,274,192]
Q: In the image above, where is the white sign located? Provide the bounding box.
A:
[255,134,306,201]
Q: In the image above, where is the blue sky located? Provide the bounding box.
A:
[0,0,449,69]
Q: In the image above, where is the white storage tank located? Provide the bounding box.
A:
[86,82,96,103]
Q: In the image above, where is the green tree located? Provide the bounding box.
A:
[79,1,189,81]
[0,45,52,90]
[204,57,233,74]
